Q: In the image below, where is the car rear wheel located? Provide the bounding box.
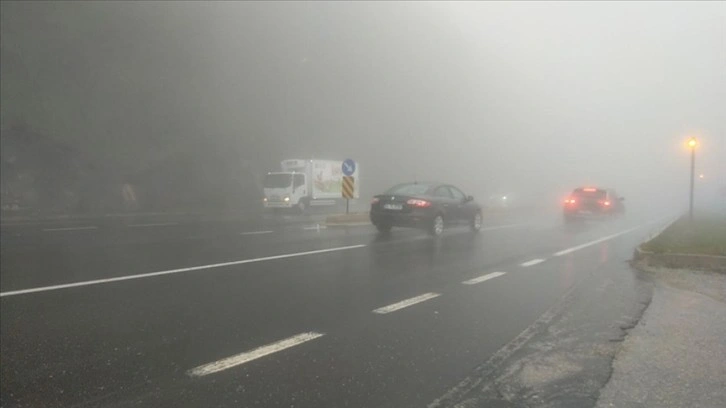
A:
[375,223,392,234]
[471,211,482,232]
[430,214,444,236]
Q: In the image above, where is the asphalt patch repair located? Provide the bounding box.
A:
[431,258,654,408]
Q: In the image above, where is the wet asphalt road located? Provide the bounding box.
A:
[0,210,673,408]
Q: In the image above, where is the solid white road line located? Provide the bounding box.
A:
[303,225,327,231]
[127,222,178,228]
[43,226,98,232]
[239,230,274,236]
[642,217,677,243]
[480,224,525,231]
[462,272,507,285]
[553,226,641,257]
[520,258,546,267]
[372,293,441,314]
[187,332,325,377]
[325,222,371,227]
[0,244,366,298]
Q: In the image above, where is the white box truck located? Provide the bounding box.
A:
[263,159,360,212]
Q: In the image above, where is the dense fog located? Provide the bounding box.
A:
[1,1,724,214]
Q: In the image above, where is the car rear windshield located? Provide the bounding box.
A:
[384,183,431,196]
[573,188,606,199]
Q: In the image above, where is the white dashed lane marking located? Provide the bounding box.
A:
[372,293,441,314]
[462,272,507,285]
[187,332,325,377]
[520,259,546,267]
[239,231,274,236]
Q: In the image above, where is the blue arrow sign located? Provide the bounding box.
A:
[342,159,356,176]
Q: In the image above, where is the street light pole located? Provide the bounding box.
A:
[688,137,697,222]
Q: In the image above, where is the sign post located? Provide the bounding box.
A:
[687,138,697,222]
[342,176,355,214]
[342,159,356,214]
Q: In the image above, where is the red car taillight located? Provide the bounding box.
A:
[407,199,431,208]
[371,197,380,205]
[564,198,576,205]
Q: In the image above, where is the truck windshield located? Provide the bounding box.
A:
[264,174,292,188]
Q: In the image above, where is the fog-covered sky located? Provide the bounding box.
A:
[2,1,724,203]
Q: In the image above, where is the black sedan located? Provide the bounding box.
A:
[370,182,483,236]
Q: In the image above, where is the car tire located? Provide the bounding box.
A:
[375,223,392,234]
[470,211,482,232]
[429,214,444,237]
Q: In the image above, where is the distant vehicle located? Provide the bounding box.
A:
[486,193,511,209]
[563,187,625,223]
[370,182,482,236]
[263,159,360,213]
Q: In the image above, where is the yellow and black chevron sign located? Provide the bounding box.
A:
[342,176,355,199]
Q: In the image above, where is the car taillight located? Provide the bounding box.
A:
[604,201,611,206]
[407,199,431,208]
[564,198,576,204]
[371,198,380,205]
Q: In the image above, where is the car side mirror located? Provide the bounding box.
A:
[619,197,625,201]
[466,195,474,202]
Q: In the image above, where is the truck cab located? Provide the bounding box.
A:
[263,171,308,212]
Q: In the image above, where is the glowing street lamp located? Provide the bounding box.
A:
[687,137,697,221]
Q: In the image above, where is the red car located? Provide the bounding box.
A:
[563,187,625,223]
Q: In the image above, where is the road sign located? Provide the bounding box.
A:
[342,176,355,199]
[342,159,356,176]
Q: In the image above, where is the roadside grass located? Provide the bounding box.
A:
[642,213,726,256]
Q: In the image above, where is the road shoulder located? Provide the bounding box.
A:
[431,254,654,408]
[596,267,726,408]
